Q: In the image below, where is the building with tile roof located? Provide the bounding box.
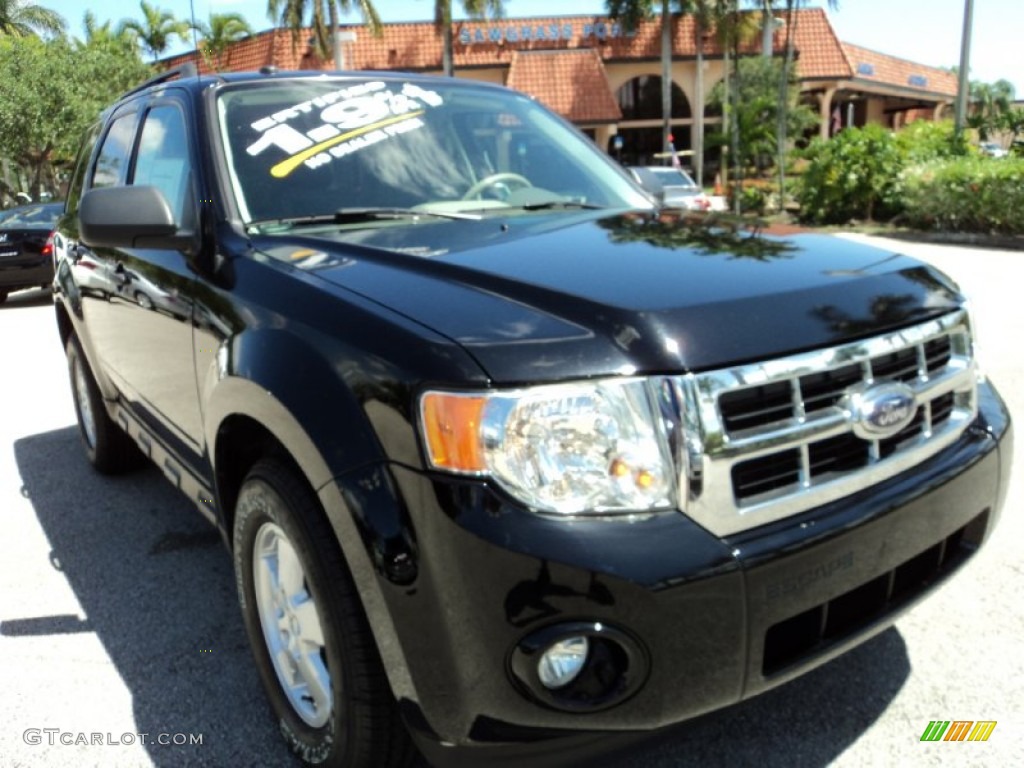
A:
[167,8,958,169]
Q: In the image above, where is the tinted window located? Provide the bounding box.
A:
[66,122,103,213]
[92,114,137,188]
[133,105,194,227]
[645,168,697,188]
[0,203,63,229]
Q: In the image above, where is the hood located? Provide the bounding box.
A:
[256,211,963,383]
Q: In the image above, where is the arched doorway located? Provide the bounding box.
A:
[613,75,691,166]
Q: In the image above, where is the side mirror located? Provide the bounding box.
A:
[79,186,193,251]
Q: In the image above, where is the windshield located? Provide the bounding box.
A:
[216,78,651,230]
[0,203,62,229]
[643,167,698,188]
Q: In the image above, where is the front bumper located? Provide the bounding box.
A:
[334,380,1011,764]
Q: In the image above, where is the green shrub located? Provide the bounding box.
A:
[727,179,776,215]
[797,124,904,224]
[902,156,1024,235]
[893,119,965,164]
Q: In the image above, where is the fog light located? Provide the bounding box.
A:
[537,636,589,689]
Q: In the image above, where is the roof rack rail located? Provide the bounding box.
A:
[122,63,198,99]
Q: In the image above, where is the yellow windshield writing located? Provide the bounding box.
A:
[270,111,425,179]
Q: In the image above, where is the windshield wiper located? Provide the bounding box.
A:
[250,207,482,231]
[515,201,606,211]
[333,207,483,222]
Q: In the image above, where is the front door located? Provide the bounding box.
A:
[83,100,203,459]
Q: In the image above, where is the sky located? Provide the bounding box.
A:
[43,0,1024,96]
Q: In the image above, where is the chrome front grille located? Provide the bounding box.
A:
[670,310,976,537]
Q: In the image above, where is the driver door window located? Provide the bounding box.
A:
[132,105,195,229]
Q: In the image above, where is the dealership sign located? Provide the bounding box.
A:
[458,20,637,46]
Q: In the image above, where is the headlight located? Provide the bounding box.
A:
[419,379,675,515]
[961,300,985,381]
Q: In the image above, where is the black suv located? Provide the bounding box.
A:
[53,66,1012,767]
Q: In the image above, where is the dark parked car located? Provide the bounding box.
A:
[628,165,711,210]
[0,201,62,303]
[53,66,1012,768]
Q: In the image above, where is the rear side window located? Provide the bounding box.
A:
[65,122,102,214]
[91,114,136,188]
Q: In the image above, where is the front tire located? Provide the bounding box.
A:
[233,459,414,768]
[66,336,142,474]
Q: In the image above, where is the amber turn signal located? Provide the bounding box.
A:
[420,392,487,472]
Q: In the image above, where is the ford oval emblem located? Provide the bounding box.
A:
[846,382,918,440]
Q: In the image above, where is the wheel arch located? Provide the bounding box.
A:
[212,412,302,541]
[205,375,341,541]
[207,378,421,713]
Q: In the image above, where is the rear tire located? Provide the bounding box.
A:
[0,290,8,304]
[66,336,142,474]
[233,459,415,768]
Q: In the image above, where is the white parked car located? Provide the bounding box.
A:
[628,166,712,211]
[979,142,1008,159]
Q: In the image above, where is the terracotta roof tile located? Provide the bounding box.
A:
[346,17,651,70]
[788,8,852,80]
[167,11,804,76]
[842,42,958,97]
[165,28,322,73]
[163,10,955,108]
[506,49,621,123]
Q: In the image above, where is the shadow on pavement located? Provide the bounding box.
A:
[11,426,910,767]
[0,287,52,310]
[11,425,297,767]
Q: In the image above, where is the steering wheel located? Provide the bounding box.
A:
[462,173,532,201]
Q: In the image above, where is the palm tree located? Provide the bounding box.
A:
[194,13,253,70]
[608,1,755,187]
[268,0,381,67]
[436,0,504,77]
[608,0,687,165]
[766,1,839,203]
[708,0,761,211]
[755,0,775,56]
[120,1,191,61]
[690,0,732,186]
[80,10,139,55]
[968,79,1015,140]
[0,0,65,38]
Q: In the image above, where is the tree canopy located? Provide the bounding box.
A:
[0,35,151,199]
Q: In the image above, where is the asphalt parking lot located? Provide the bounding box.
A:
[1,233,1021,767]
